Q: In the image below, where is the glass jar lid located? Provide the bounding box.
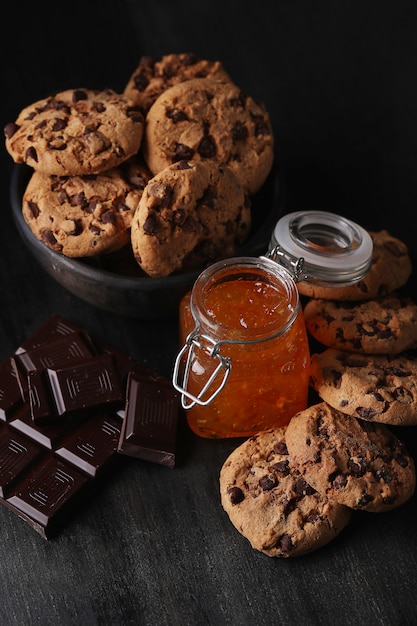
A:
[267,210,373,287]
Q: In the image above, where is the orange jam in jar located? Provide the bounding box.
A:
[174,256,310,438]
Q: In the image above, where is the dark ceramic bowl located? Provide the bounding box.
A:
[10,164,285,319]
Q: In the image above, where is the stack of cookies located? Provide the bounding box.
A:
[4,53,274,278]
[220,228,416,558]
[303,229,417,427]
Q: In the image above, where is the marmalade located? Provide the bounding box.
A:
[176,257,310,438]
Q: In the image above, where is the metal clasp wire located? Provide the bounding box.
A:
[172,332,231,409]
[264,246,306,282]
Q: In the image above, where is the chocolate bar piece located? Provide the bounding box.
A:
[12,330,96,402]
[0,425,42,497]
[15,314,81,354]
[117,371,179,468]
[5,456,91,539]
[29,354,124,422]
[55,411,122,477]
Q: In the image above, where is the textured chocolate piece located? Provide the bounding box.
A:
[16,314,81,353]
[12,330,96,402]
[117,371,179,468]
[29,354,123,422]
[6,457,90,539]
[0,425,42,497]
[55,411,122,477]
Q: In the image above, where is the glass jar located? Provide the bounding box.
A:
[173,210,373,439]
[173,256,310,438]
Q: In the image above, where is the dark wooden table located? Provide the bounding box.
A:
[1,2,417,624]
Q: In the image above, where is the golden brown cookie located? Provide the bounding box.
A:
[298,230,412,300]
[220,428,351,558]
[285,402,416,512]
[124,52,231,114]
[131,159,251,277]
[310,348,417,426]
[4,88,144,176]
[142,77,274,194]
[22,157,151,257]
[304,293,417,354]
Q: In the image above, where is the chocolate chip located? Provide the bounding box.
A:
[117,202,130,213]
[228,486,244,505]
[384,366,411,378]
[66,219,83,236]
[89,224,102,235]
[69,191,88,209]
[198,187,216,209]
[197,136,216,158]
[84,131,109,155]
[306,510,320,523]
[279,533,293,554]
[166,108,188,123]
[356,407,376,420]
[126,107,144,123]
[283,498,296,516]
[92,101,106,114]
[100,210,116,225]
[173,209,186,225]
[181,53,198,66]
[259,474,276,491]
[375,467,392,483]
[48,137,67,151]
[52,118,67,132]
[174,143,194,161]
[42,230,62,252]
[143,214,160,235]
[294,477,315,496]
[392,386,413,403]
[273,441,288,455]
[176,160,193,170]
[331,473,347,489]
[134,72,150,92]
[254,120,271,136]
[72,89,88,102]
[4,122,19,139]
[231,121,248,141]
[229,93,246,108]
[348,456,367,477]
[357,492,374,507]
[26,200,40,219]
[393,451,410,468]
[26,146,38,162]
[331,369,343,389]
[272,460,290,476]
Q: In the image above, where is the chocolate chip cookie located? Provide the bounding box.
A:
[22,156,151,257]
[220,428,351,557]
[285,402,416,512]
[310,349,417,426]
[298,230,412,300]
[4,88,144,176]
[124,52,231,114]
[304,293,417,354]
[131,159,251,277]
[142,77,274,194]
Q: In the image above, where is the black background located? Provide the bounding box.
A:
[1,2,417,624]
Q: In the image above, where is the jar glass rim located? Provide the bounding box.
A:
[190,256,300,343]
